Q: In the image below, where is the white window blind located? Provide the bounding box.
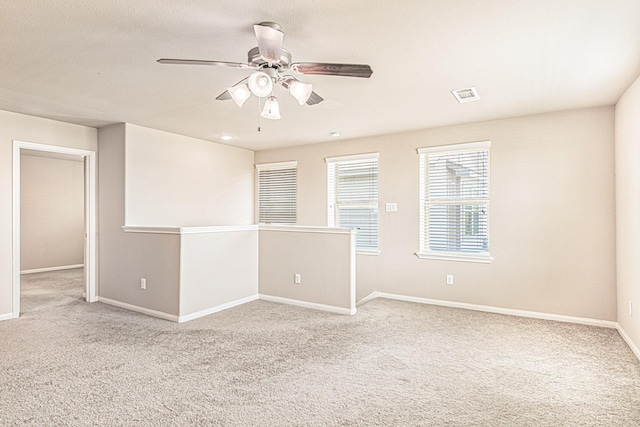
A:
[326,153,379,251]
[256,161,297,224]
[418,142,492,262]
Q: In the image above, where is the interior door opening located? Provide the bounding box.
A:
[19,150,86,313]
[12,141,97,318]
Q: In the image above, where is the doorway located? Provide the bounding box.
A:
[12,141,97,318]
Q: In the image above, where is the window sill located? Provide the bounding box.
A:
[415,251,493,263]
[357,248,381,256]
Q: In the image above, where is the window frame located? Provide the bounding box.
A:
[417,141,493,263]
[326,152,380,255]
[256,160,297,225]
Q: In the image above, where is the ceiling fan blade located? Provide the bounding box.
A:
[157,59,252,69]
[306,91,324,106]
[291,63,373,78]
[253,22,284,63]
[216,77,249,101]
[216,91,231,101]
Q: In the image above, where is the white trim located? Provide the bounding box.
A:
[122,226,182,234]
[255,160,297,170]
[326,154,380,252]
[85,150,97,302]
[182,225,257,234]
[373,292,618,328]
[257,162,297,225]
[21,264,84,275]
[417,140,491,154]
[98,297,179,322]
[12,143,20,318]
[259,224,354,235]
[418,151,426,258]
[349,231,357,313]
[357,291,381,307]
[0,312,14,321]
[259,294,357,315]
[415,252,494,263]
[357,248,381,256]
[178,295,259,323]
[617,325,640,362]
[122,225,258,235]
[325,152,379,164]
[12,141,98,317]
[122,224,353,235]
[418,141,492,263]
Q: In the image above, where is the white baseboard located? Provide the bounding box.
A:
[178,295,259,323]
[21,264,84,275]
[617,325,640,361]
[98,297,179,322]
[357,291,381,306]
[99,293,356,322]
[0,312,15,321]
[371,292,618,329]
[259,294,356,315]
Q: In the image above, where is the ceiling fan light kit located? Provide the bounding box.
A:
[158,21,373,121]
[247,70,274,98]
[228,84,251,107]
[289,80,313,105]
[261,96,281,120]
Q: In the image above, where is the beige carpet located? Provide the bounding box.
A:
[2,268,640,426]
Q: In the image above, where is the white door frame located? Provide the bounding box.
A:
[12,140,97,318]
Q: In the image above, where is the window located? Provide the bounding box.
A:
[417,141,492,263]
[326,153,379,254]
[256,161,297,224]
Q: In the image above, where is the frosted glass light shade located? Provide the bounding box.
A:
[228,84,251,107]
[248,71,273,97]
[261,96,281,120]
[289,80,312,105]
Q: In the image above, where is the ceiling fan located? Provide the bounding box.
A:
[157,22,373,120]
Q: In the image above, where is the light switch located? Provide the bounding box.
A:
[385,203,398,212]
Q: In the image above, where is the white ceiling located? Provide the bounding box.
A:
[2,0,640,151]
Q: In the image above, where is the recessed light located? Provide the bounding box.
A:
[219,135,233,141]
[329,131,342,137]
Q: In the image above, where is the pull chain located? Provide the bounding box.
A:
[257,97,262,132]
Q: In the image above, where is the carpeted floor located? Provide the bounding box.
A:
[2,268,640,426]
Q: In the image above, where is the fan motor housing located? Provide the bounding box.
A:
[248,47,292,69]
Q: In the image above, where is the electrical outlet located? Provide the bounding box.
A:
[446,275,454,285]
[140,278,146,290]
[630,301,633,317]
[294,274,301,284]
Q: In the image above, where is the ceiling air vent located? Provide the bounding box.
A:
[451,87,480,103]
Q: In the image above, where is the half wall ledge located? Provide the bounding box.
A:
[115,224,356,322]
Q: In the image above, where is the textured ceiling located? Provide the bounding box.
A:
[1,0,640,151]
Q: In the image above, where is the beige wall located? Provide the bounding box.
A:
[615,74,640,349]
[99,124,182,314]
[125,124,254,226]
[98,124,137,308]
[259,227,356,312]
[0,105,618,327]
[20,154,84,271]
[255,107,617,321]
[98,123,256,314]
[107,232,182,316]
[0,110,96,318]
